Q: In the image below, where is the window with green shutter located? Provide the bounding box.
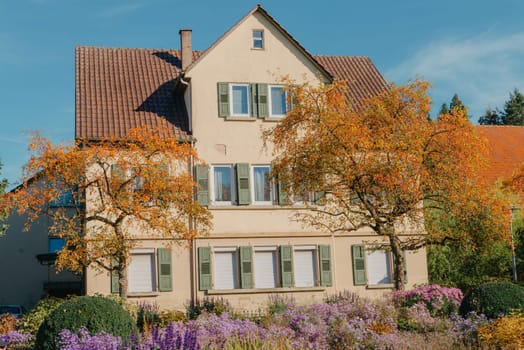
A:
[352,244,367,285]
[236,163,251,205]
[280,245,294,287]
[239,246,253,289]
[195,165,209,206]
[157,248,172,292]
[217,82,230,117]
[198,247,212,291]
[319,245,332,287]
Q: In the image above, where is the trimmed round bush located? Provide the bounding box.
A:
[35,296,137,350]
[459,282,524,319]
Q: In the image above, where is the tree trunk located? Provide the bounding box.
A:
[389,233,405,291]
[118,264,128,298]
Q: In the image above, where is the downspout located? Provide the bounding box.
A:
[180,74,198,305]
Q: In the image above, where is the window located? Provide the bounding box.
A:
[269,85,287,118]
[230,84,251,117]
[48,237,65,253]
[211,165,234,204]
[252,30,264,49]
[252,165,272,204]
[352,245,406,286]
[366,249,392,285]
[213,247,239,290]
[254,247,278,288]
[128,249,156,293]
[50,190,75,207]
[294,246,317,287]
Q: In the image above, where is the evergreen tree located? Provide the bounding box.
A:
[438,93,469,120]
[0,160,8,236]
[501,88,524,125]
[478,108,502,125]
[439,103,449,116]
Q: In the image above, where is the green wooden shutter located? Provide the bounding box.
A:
[195,165,209,206]
[280,245,294,287]
[218,82,230,117]
[157,248,173,292]
[236,163,251,205]
[257,83,269,118]
[313,191,326,204]
[111,259,119,294]
[319,245,332,287]
[277,179,290,206]
[250,84,258,117]
[402,250,407,283]
[240,246,253,289]
[198,247,212,291]
[352,244,367,285]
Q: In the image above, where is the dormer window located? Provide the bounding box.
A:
[252,30,264,49]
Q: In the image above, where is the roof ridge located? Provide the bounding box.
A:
[314,54,370,58]
[477,125,524,128]
[75,45,205,53]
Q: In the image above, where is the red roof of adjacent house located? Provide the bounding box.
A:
[75,46,388,141]
[477,125,524,184]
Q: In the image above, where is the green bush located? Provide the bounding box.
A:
[459,282,524,319]
[186,297,232,320]
[16,297,66,336]
[35,296,136,350]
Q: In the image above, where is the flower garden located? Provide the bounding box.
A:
[1,283,523,349]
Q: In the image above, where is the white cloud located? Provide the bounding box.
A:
[386,32,524,120]
[97,3,143,18]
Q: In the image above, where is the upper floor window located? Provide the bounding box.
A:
[252,30,264,49]
[48,237,66,253]
[230,84,251,117]
[252,165,272,204]
[269,85,287,118]
[211,165,234,205]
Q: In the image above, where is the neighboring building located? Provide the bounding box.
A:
[477,125,524,189]
[1,5,429,310]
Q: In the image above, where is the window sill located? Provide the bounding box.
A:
[366,284,394,290]
[206,286,325,295]
[127,292,159,298]
[208,204,308,210]
[263,117,285,122]
[225,116,257,121]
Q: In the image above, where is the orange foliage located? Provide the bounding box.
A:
[1,126,212,297]
[265,79,510,290]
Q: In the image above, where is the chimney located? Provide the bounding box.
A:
[179,29,192,71]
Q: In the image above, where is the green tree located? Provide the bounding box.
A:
[438,103,449,116]
[438,93,469,120]
[502,89,524,125]
[478,108,503,125]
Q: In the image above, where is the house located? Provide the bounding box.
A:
[2,5,429,311]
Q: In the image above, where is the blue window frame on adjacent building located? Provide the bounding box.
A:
[48,237,66,253]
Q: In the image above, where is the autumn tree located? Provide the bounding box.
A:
[265,80,509,290]
[2,127,212,298]
[0,160,8,236]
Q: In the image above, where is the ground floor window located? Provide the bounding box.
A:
[213,247,239,290]
[366,249,392,285]
[294,246,317,287]
[128,249,156,293]
[254,247,278,288]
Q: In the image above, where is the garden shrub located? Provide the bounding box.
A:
[459,282,524,318]
[136,302,160,333]
[35,295,136,350]
[158,310,187,327]
[16,297,65,336]
[186,297,232,320]
[393,284,463,317]
[478,312,524,349]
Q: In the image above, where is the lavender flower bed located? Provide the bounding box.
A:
[1,287,488,350]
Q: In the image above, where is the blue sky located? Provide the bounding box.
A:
[1,0,524,186]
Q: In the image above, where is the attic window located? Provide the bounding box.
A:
[252,30,264,49]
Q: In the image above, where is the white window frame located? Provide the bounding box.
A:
[293,245,318,287]
[251,165,273,205]
[210,164,235,205]
[366,247,393,285]
[229,83,251,117]
[213,247,239,290]
[128,249,156,293]
[252,29,264,49]
[254,246,278,288]
[268,84,287,118]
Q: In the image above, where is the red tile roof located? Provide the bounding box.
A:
[477,126,524,184]
[314,55,389,109]
[75,47,387,141]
